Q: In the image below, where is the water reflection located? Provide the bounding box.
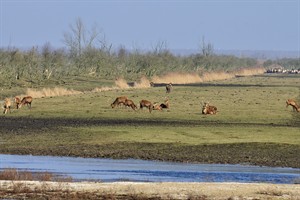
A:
[0,154,299,184]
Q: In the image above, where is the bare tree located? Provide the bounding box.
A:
[200,36,214,57]
[97,33,112,53]
[63,18,102,57]
[152,40,168,55]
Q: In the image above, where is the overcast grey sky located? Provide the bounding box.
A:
[1,0,299,52]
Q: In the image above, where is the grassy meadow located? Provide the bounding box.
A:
[0,74,299,167]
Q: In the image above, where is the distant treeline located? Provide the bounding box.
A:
[0,44,299,88]
[0,45,257,84]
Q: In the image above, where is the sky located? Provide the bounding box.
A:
[0,0,300,52]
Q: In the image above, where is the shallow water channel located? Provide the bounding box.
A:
[1,154,299,184]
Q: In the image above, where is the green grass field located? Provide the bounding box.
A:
[0,74,299,167]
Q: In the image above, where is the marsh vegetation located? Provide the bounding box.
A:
[0,74,299,168]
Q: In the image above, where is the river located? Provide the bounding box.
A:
[0,154,299,184]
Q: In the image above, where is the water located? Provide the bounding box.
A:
[0,154,299,184]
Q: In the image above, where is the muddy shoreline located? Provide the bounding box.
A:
[1,116,299,168]
[1,142,300,168]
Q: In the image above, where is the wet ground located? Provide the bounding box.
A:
[0,116,300,169]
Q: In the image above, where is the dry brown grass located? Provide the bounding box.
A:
[115,77,131,89]
[25,87,83,98]
[0,168,72,182]
[0,181,299,200]
[17,67,265,99]
[151,67,265,84]
[152,72,203,84]
[133,76,152,88]
[0,168,34,181]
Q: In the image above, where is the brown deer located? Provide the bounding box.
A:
[202,102,217,115]
[166,83,172,93]
[124,99,137,111]
[140,100,153,113]
[14,96,21,109]
[286,99,300,112]
[152,102,162,111]
[19,96,33,109]
[152,98,170,111]
[111,96,128,108]
[3,98,11,114]
[160,98,169,109]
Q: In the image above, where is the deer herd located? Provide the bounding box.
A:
[111,96,169,113]
[110,83,300,115]
[2,83,299,115]
[2,96,33,114]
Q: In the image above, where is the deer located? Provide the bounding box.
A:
[139,99,153,113]
[19,96,33,109]
[166,83,172,93]
[124,99,137,111]
[3,98,11,114]
[152,98,170,111]
[152,102,162,111]
[202,102,217,115]
[286,99,300,112]
[111,96,128,108]
[160,98,169,109]
[14,96,21,109]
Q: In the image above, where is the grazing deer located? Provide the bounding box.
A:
[124,99,137,111]
[3,98,11,114]
[14,96,21,109]
[202,102,217,115]
[286,99,300,112]
[19,96,33,109]
[111,96,128,108]
[140,99,153,113]
[166,83,172,93]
